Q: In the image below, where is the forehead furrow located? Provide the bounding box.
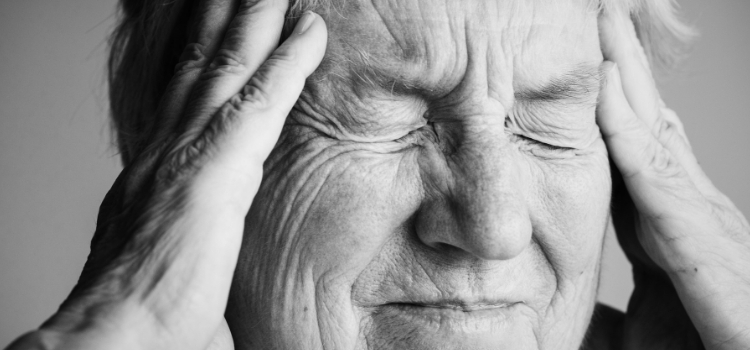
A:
[315,0,601,108]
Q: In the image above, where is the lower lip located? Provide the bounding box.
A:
[375,302,522,332]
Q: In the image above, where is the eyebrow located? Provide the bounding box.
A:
[344,54,603,106]
[514,65,603,105]
[348,63,423,97]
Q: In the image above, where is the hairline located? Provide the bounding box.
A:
[108,0,694,164]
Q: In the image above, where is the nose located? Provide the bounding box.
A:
[415,119,532,261]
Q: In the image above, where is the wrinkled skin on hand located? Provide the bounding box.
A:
[597,10,750,350]
[6,0,327,349]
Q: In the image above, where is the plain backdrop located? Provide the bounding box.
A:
[1,0,748,346]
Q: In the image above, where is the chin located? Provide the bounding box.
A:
[360,303,536,350]
[356,301,592,350]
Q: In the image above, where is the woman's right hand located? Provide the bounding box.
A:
[6,0,327,349]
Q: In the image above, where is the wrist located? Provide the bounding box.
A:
[667,264,750,350]
[25,302,159,350]
[623,268,704,350]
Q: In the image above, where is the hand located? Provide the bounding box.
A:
[6,0,327,349]
[598,8,750,350]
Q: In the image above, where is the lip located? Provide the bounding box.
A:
[374,300,524,332]
[395,301,520,311]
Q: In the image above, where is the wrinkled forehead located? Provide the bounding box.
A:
[313,0,602,100]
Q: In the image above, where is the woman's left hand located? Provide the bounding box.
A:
[597,8,750,350]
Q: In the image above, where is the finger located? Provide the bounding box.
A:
[179,0,289,134]
[153,0,236,139]
[598,61,660,179]
[597,61,705,219]
[599,10,722,201]
[192,11,327,208]
[659,106,691,150]
[599,7,662,132]
[654,108,721,198]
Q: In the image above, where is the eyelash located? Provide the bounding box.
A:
[513,134,580,160]
[515,134,570,151]
[391,124,576,158]
[504,113,573,153]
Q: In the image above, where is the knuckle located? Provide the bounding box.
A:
[224,93,247,115]
[210,99,243,134]
[207,48,248,75]
[154,138,211,185]
[236,55,306,110]
[654,117,673,139]
[660,107,681,124]
[641,144,689,183]
[240,73,276,111]
[269,45,301,67]
[654,116,690,152]
[646,145,678,174]
[174,43,211,76]
[660,107,687,133]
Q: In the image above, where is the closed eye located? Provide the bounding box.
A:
[515,134,575,151]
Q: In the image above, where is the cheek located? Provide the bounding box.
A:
[250,142,422,277]
[521,140,611,346]
[290,152,422,277]
[527,138,612,283]
[248,129,419,254]
[233,132,424,345]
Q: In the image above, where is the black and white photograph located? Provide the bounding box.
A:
[1,0,749,348]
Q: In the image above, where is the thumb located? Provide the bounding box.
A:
[597,61,713,258]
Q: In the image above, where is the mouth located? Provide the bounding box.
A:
[374,300,525,331]
[388,301,521,312]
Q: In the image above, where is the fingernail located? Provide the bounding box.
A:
[295,11,316,35]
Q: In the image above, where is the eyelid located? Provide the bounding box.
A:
[515,134,575,151]
[506,104,599,150]
[505,113,570,150]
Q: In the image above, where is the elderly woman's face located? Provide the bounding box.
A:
[228,0,610,349]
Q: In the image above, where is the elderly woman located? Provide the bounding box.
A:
[7,0,750,349]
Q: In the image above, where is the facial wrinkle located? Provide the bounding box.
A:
[366,0,469,95]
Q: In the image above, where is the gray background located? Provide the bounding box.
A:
[1,0,748,346]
